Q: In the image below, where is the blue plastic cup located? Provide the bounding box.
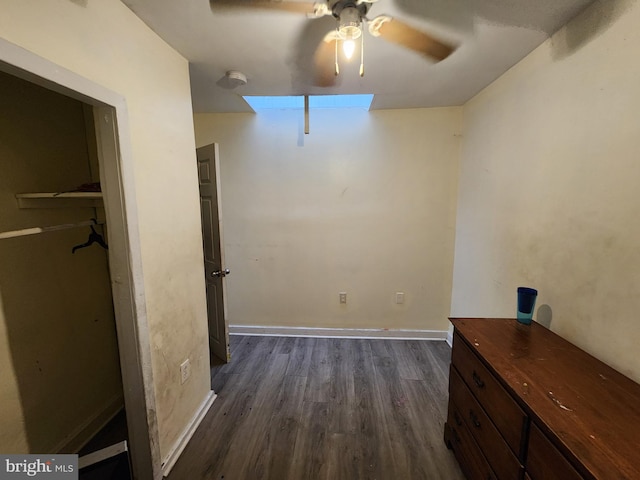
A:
[517,287,538,325]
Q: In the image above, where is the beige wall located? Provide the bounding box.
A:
[0,71,122,453]
[0,0,210,464]
[451,0,640,381]
[194,107,461,332]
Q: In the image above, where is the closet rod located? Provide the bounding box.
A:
[0,219,103,240]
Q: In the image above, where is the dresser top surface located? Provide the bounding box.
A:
[450,317,640,480]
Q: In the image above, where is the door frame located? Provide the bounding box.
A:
[0,39,161,480]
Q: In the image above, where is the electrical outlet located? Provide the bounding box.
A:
[180,359,191,384]
[339,292,347,304]
[395,292,405,304]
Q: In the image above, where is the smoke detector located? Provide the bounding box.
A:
[224,70,247,89]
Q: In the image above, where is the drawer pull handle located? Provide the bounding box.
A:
[469,410,481,429]
[452,428,461,444]
[472,370,485,388]
[453,411,463,426]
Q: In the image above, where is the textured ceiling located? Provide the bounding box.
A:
[121,0,596,112]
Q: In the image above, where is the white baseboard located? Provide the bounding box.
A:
[57,394,124,454]
[161,391,216,477]
[446,324,454,347]
[79,440,128,469]
[229,325,448,341]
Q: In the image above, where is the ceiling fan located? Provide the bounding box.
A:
[209,0,456,86]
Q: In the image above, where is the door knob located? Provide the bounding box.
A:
[211,268,230,278]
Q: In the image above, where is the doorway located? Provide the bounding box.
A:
[0,70,126,463]
[0,39,159,480]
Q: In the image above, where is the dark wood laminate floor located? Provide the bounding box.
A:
[167,336,464,480]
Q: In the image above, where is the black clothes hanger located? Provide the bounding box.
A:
[72,220,108,253]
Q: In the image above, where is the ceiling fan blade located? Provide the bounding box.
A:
[313,34,338,87]
[290,16,337,89]
[210,0,317,15]
[370,16,455,62]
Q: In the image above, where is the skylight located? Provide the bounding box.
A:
[243,94,374,111]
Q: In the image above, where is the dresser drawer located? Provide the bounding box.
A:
[452,332,528,457]
[527,423,583,480]
[447,399,498,480]
[450,366,524,480]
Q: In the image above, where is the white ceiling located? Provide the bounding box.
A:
[121,0,596,113]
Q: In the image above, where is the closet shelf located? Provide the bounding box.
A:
[15,192,103,209]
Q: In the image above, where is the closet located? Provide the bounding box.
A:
[0,70,129,473]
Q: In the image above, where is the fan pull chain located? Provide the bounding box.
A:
[334,33,340,76]
[360,25,365,77]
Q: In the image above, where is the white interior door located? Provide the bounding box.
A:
[196,143,230,363]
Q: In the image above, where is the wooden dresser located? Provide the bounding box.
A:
[444,318,640,480]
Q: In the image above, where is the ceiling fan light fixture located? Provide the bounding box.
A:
[343,39,356,59]
[338,6,362,41]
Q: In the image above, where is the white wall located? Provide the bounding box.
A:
[0,0,210,465]
[452,0,640,381]
[195,107,461,332]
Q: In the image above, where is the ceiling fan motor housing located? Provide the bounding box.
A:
[331,0,371,21]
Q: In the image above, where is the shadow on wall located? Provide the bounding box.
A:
[550,0,634,60]
[536,304,553,329]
